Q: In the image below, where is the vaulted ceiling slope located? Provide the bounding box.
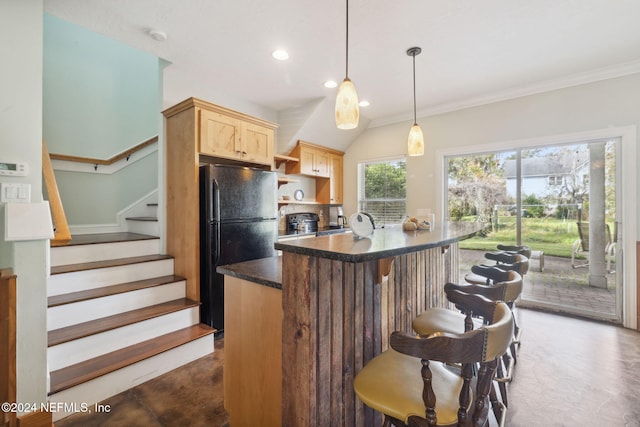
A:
[44,0,640,152]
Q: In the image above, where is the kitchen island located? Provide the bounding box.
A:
[219,221,483,426]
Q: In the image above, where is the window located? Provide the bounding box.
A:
[357,157,407,227]
[548,175,563,186]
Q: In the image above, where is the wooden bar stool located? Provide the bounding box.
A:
[465,253,529,285]
[464,265,524,365]
[412,274,522,410]
[496,244,531,259]
[354,291,514,427]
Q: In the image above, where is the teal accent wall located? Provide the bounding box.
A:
[43,13,161,226]
[55,153,158,224]
[44,13,159,158]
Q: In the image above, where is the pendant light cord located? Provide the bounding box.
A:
[345,0,350,79]
[412,53,417,125]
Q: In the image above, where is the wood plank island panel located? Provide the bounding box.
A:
[281,242,458,426]
[220,222,481,426]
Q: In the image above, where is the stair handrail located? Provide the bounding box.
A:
[0,268,16,427]
[43,141,72,246]
[48,136,158,166]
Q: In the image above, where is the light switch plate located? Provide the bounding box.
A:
[1,182,30,203]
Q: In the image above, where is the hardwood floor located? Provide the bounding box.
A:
[54,308,640,426]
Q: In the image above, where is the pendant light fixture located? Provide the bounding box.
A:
[407,46,424,156]
[335,0,359,129]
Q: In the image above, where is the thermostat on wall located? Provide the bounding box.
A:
[0,161,28,176]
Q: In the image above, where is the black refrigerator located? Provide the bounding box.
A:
[199,163,278,333]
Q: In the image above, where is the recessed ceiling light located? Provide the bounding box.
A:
[148,30,167,42]
[359,100,370,107]
[323,80,338,89]
[272,50,289,60]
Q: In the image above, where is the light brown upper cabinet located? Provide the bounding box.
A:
[329,153,343,204]
[200,109,274,166]
[286,141,330,178]
[162,97,278,301]
[285,141,344,204]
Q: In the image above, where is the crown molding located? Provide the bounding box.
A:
[369,59,640,128]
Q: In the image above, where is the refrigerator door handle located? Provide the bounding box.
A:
[214,222,221,265]
[213,178,221,222]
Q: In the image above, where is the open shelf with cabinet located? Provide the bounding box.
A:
[276,141,344,205]
[274,153,299,169]
[277,176,299,188]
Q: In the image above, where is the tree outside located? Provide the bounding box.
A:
[359,160,407,226]
[447,142,617,258]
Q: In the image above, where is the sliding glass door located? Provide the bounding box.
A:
[446,139,620,322]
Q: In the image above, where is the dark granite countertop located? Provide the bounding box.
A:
[275,221,485,263]
[217,256,282,289]
[278,226,350,239]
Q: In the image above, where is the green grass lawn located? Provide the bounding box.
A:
[459,217,589,258]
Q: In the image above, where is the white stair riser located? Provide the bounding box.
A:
[48,259,174,296]
[51,239,160,267]
[126,220,159,236]
[50,336,214,422]
[48,307,200,371]
[48,281,186,330]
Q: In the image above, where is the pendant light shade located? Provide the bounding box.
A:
[408,124,424,156]
[407,47,424,156]
[336,78,359,129]
[335,0,359,129]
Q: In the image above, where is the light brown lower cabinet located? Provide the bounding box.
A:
[223,277,282,426]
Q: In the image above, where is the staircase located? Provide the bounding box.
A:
[125,202,160,236]
[47,232,214,421]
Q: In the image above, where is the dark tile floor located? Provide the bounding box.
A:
[54,308,640,426]
[55,339,228,427]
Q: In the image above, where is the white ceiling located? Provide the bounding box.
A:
[44,0,640,152]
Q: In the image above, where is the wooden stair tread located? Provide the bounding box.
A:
[51,254,172,275]
[125,216,158,221]
[56,232,158,247]
[48,275,186,307]
[49,324,215,395]
[48,298,200,347]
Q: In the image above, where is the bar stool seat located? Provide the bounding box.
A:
[413,277,521,336]
[354,292,514,427]
[412,307,483,336]
[354,348,466,425]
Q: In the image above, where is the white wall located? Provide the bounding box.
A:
[0,0,49,408]
[345,73,640,328]
[344,73,640,237]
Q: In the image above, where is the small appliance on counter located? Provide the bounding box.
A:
[329,206,347,228]
[286,212,319,234]
[349,212,375,237]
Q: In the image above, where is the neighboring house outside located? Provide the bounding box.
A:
[503,148,590,204]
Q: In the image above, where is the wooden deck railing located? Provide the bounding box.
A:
[0,269,16,427]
